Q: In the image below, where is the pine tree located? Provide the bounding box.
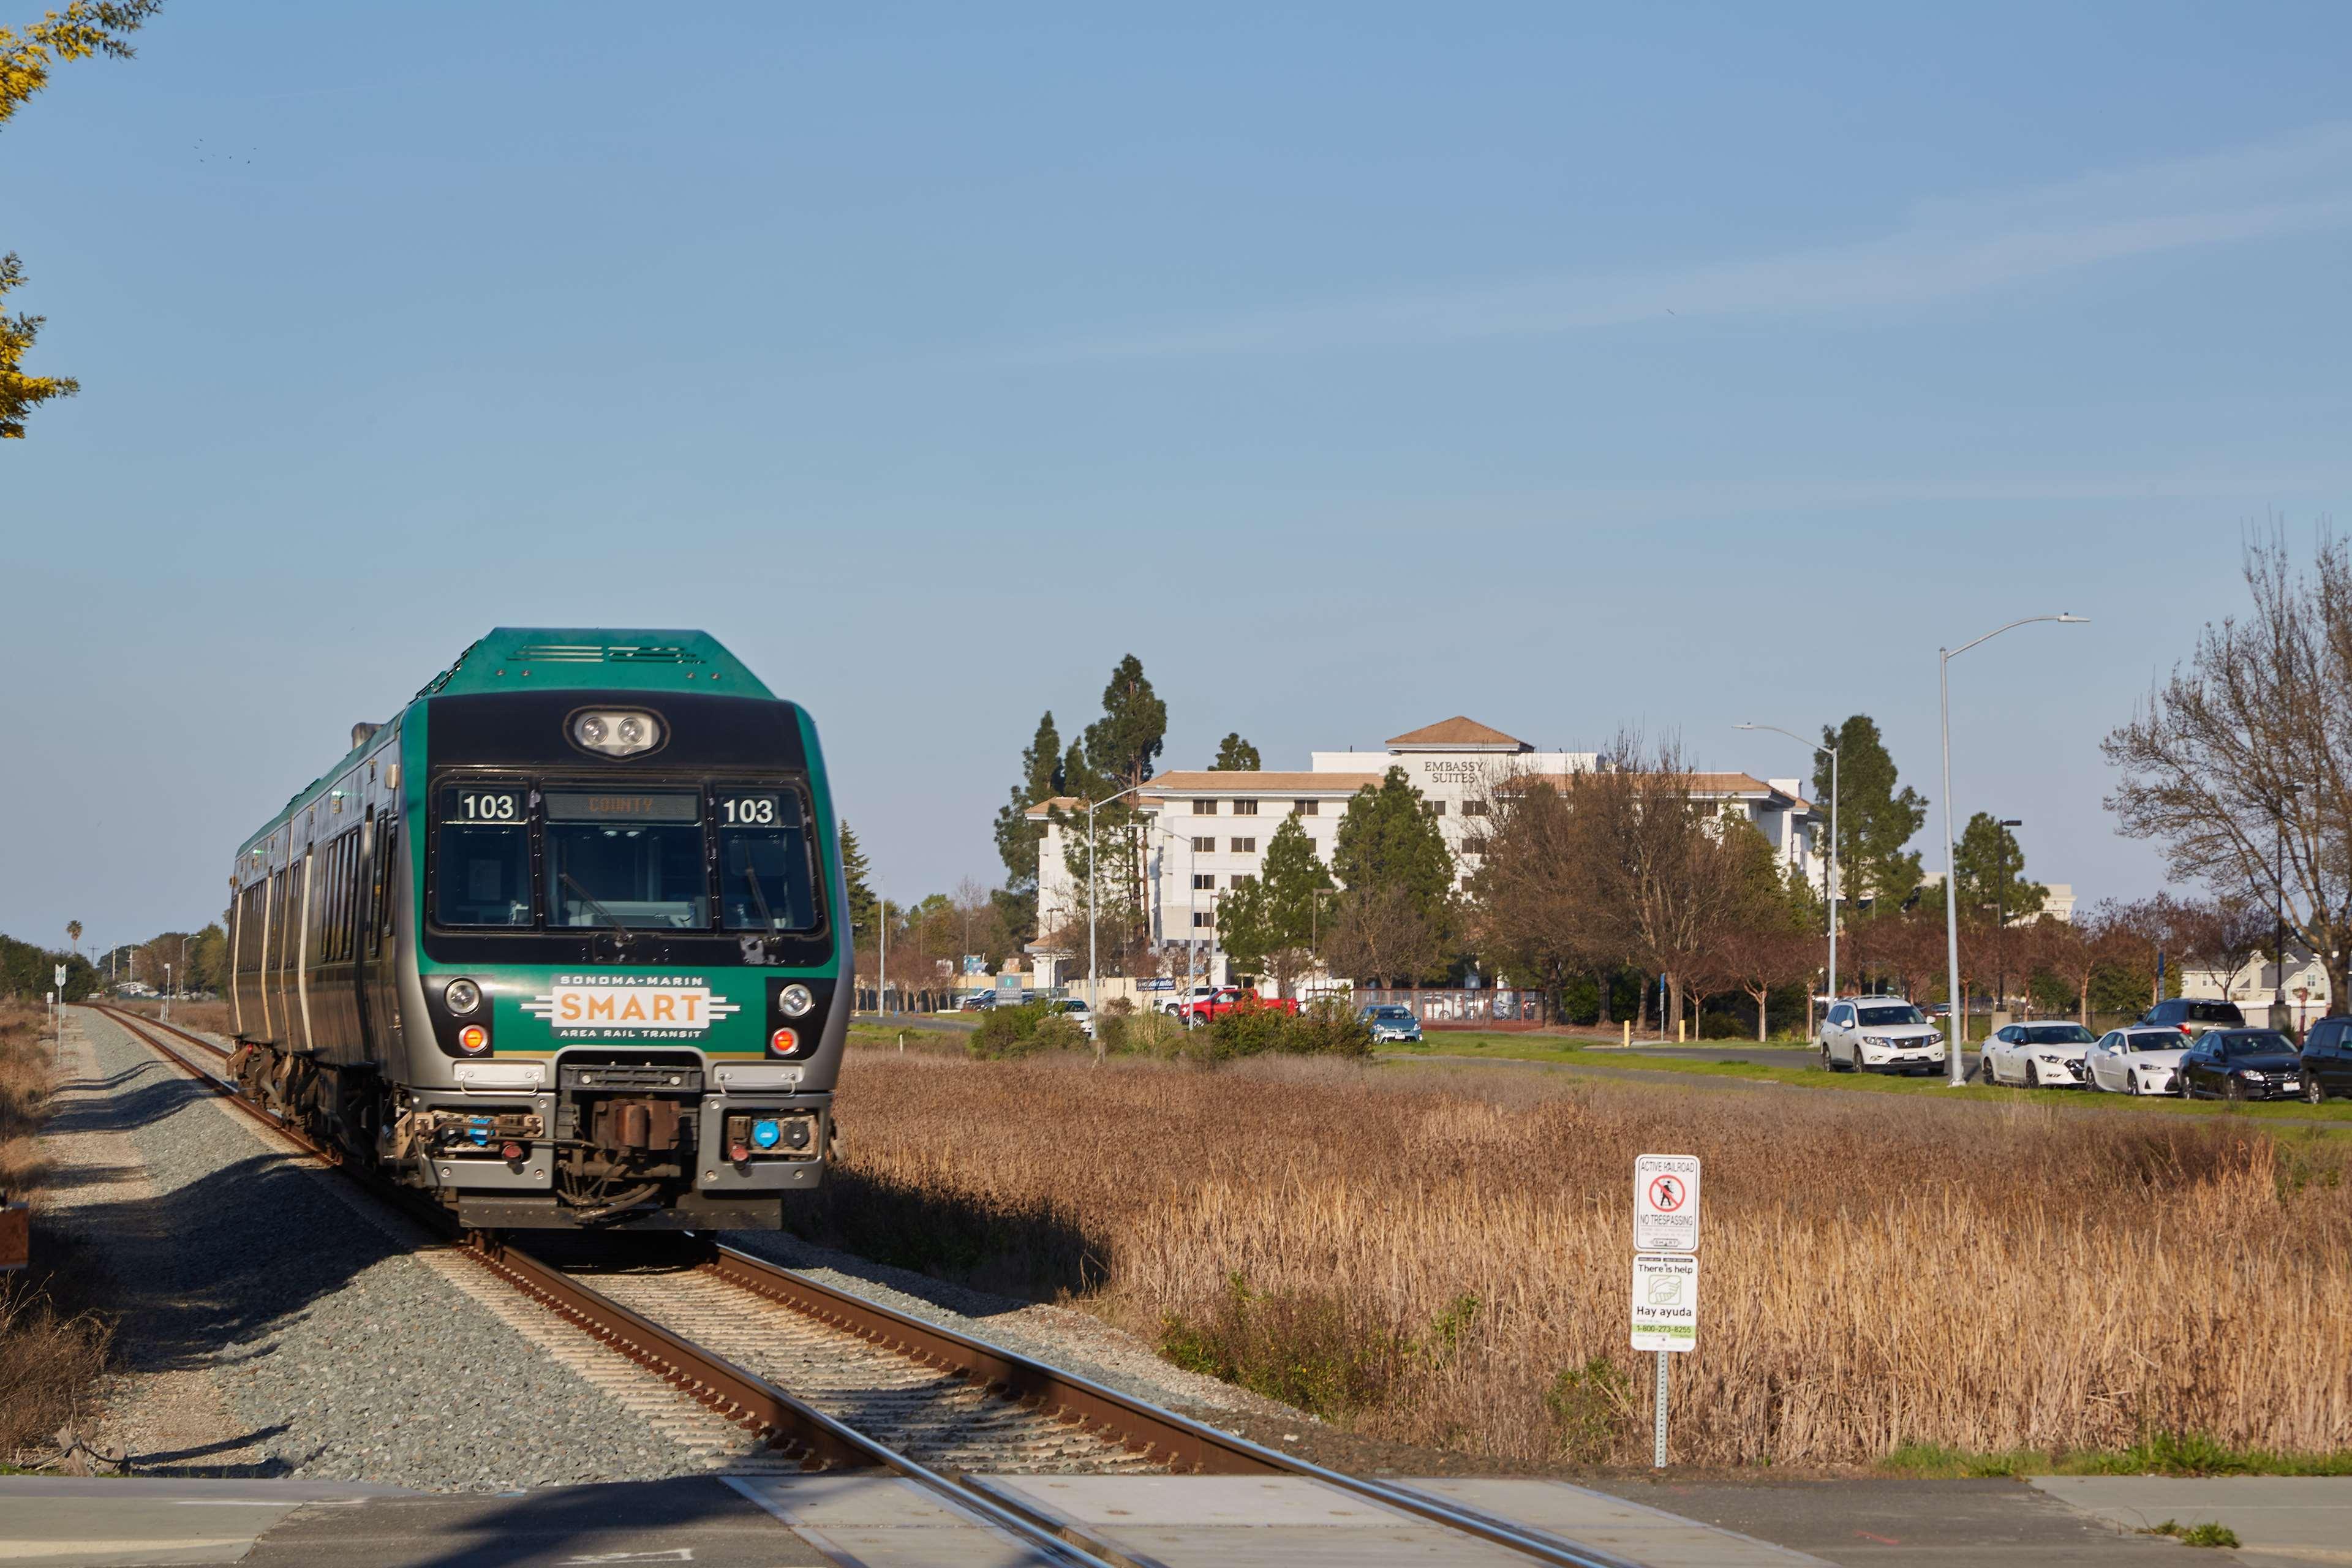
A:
[991,711,1065,888]
[1217,816,1333,997]
[1333,767,1455,916]
[1209,733,1261,771]
[1081,654,1166,792]
[1953,812,2046,922]
[1813,715,1926,909]
[838,821,878,938]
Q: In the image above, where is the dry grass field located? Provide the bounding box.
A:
[813,1050,2352,1468]
[0,1002,111,1462]
[112,998,230,1036]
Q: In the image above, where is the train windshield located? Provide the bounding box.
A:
[715,790,820,932]
[542,789,709,929]
[435,785,532,927]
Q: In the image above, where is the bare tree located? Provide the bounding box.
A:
[2105,529,2352,1011]
[1720,923,1819,1041]
[1321,884,1447,988]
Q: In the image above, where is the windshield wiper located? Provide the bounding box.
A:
[561,871,637,954]
[742,865,779,933]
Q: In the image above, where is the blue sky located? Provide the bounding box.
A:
[5,2,2350,948]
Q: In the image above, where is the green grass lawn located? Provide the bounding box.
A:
[1384,1033,2352,1125]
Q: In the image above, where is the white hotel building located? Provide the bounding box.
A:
[1027,717,1827,984]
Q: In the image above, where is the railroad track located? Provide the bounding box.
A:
[90,1005,1643,1568]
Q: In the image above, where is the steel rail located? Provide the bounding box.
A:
[700,1243,1644,1568]
[85,1007,1115,1565]
[92,1006,1634,1567]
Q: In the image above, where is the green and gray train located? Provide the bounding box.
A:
[224,628,846,1229]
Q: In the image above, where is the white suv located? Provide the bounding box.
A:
[1819,997,1948,1076]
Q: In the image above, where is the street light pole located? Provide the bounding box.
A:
[1992,818,2021,1019]
[1941,614,2089,1086]
[1087,782,1153,1013]
[1735,723,1839,1012]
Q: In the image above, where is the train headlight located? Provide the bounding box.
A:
[570,708,663,758]
[778,983,814,1018]
[443,978,482,1015]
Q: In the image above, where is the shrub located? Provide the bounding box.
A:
[1030,1014,1090,1054]
[1283,996,1375,1058]
[1208,997,1291,1060]
[967,1000,1050,1060]
[1544,1355,1635,1461]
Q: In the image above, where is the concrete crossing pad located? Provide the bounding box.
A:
[974,1471,1826,1567]
[725,1473,1073,1567]
[1403,1476,1831,1566]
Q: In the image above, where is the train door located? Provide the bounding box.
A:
[229,875,244,1037]
[257,860,277,1041]
[295,844,316,1053]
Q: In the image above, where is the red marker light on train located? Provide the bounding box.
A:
[458,1024,489,1052]
[769,1028,797,1053]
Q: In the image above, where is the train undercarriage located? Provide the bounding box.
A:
[224,1041,825,1229]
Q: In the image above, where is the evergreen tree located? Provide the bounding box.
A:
[1217,816,1334,997]
[1813,715,1926,908]
[1952,812,2046,922]
[1208,733,1261,771]
[1333,767,1455,915]
[991,711,1065,888]
[1080,654,1166,792]
[838,821,878,938]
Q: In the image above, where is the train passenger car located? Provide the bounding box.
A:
[223,628,846,1229]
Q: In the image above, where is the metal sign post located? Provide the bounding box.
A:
[53,965,66,1057]
[1632,1153,1702,1468]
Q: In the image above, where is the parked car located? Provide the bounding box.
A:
[1047,997,1095,1039]
[2136,998,2246,1038]
[2299,1015,2352,1103]
[1176,986,1298,1027]
[1817,997,1948,1074]
[1359,1003,1423,1044]
[2177,1028,2305,1101]
[957,993,995,1012]
[1159,985,1221,1018]
[1981,1020,2099,1087]
[2082,1025,2192,1095]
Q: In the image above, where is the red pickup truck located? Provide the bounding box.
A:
[1175,986,1298,1025]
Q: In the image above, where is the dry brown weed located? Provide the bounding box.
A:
[819,1052,2352,1466]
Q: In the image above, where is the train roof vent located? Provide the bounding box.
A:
[509,642,705,666]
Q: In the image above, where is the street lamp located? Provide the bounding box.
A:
[1087,781,1154,1012]
[1735,723,1839,1012]
[1941,613,2089,1085]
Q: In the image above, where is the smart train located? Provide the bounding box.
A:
[224,628,846,1229]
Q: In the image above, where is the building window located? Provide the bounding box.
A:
[1192,836,1216,853]
[1232,799,1258,816]
[1461,801,1489,816]
[1192,799,1219,815]
[1293,799,1318,815]
[1231,837,1256,853]
[1423,801,1447,817]
[1193,911,1215,929]
[1231,873,1257,887]
[1193,873,1215,890]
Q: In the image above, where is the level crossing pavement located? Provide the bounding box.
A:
[12,1469,2349,1566]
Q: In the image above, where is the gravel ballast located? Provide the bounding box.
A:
[58,1011,766,1489]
